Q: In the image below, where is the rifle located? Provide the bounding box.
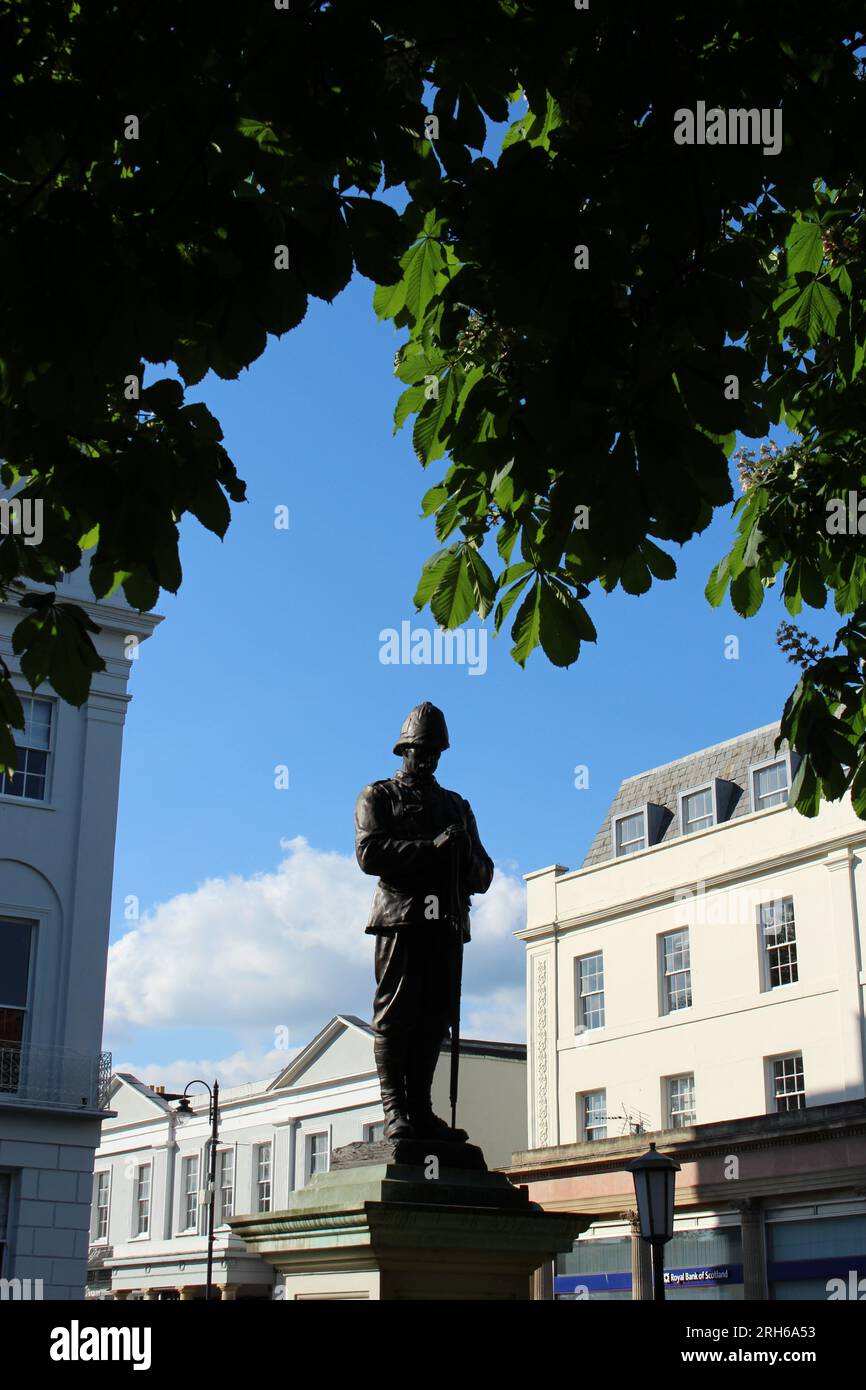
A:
[434,820,468,1135]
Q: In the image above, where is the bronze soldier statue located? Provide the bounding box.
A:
[355,702,494,1142]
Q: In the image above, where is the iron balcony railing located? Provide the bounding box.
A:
[0,1042,112,1110]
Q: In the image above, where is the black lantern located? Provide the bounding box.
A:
[626,1141,680,1300]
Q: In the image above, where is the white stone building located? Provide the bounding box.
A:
[0,567,159,1298]
[510,724,866,1300]
[91,1014,527,1300]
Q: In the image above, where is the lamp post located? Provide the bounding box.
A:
[626,1141,680,1302]
[163,1079,220,1301]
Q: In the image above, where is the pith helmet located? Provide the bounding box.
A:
[393,702,450,755]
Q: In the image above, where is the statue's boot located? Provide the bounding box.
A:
[373,1035,415,1141]
[407,1033,468,1143]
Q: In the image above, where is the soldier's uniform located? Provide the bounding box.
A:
[355,703,494,1140]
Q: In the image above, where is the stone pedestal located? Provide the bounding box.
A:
[229,1142,587,1301]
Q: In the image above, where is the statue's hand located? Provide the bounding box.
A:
[434,823,469,852]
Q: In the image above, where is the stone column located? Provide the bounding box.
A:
[623,1209,653,1300]
[531,1260,554,1301]
[825,850,866,1098]
[740,1200,768,1299]
[220,1285,238,1300]
[113,1290,131,1301]
[179,1285,199,1300]
[144,1289,160,1301]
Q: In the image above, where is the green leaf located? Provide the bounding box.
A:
[465,548,497,618]
[401,234,443,325]
[430,550,475,628]
[790,754,822,818]
[621,551,652,596]
[373,280,406,320]
[851,758,866,820]
[785,219,824,278]
[414,546,458,609]
[494,571,532,633]
[705,555,732,607]
[642,540,677,581]
[412,373,455,465]
[510,578,541,666]
[420,483,448,518]
[538,580,597,667]
[778,280,841,342]
[730,566,764,618]
[394,383,427,432]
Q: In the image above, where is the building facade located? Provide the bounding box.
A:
[0,567,159,1298]
[90,1015,527,1299]
[511,724,866,1300]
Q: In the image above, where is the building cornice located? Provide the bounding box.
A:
[504,1100,866,1181]
[517,826,866,941]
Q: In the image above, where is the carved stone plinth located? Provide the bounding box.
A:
[229,1159,587,1301]
[331,1138,487,1173]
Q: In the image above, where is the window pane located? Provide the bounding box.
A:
[760,898,798,987]
[754,761,788,809]
[683,787,713,834]
[583,1091,607,1141]
[669,1075,695,1127]
[0,921,32,1009]
[616,811,646,856]
[578,953,605,1030]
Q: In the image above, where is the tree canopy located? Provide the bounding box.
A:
[1,1,865,818]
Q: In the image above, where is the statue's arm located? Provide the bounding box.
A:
[460,801,494,896]
[354,784,437,877]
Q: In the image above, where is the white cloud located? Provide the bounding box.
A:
[105,836,527,1068]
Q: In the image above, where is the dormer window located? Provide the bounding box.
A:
[613,803,668,857]
[751,757,790,811]
[615,809,647,856]
[681,786,714,835]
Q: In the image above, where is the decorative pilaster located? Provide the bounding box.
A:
[739,1199,769,1300]
[825,850,866,1098]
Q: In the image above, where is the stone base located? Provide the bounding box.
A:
[331,1138,487,1172]
[229,1161,589,1300]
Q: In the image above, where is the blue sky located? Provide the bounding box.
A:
[103,258,841,1091]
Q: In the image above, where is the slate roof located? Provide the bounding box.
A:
[582,722,787,868]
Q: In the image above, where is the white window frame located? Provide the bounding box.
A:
[613,806,648,857]
[749,752,793,813]
[0,694,55,804]
[579,1090,607,1142]
[180,1154,200,1233]
[254,1142,272,1214]
[767,1053,806,1113]
[758,896,799,991]
[666,1074,696,1129]
[659,928,692,1014]
[679,783,716,836]
[575,952,605,1032]
[133,1163,151,1238]
[216,1148,235,1225]
[304,1129,331,1183]
[92,1170,111,1243]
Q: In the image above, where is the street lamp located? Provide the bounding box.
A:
[162,1079,220,1301]
[626,1141,680,1301]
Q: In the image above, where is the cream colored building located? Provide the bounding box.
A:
[513,724,866,1300]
